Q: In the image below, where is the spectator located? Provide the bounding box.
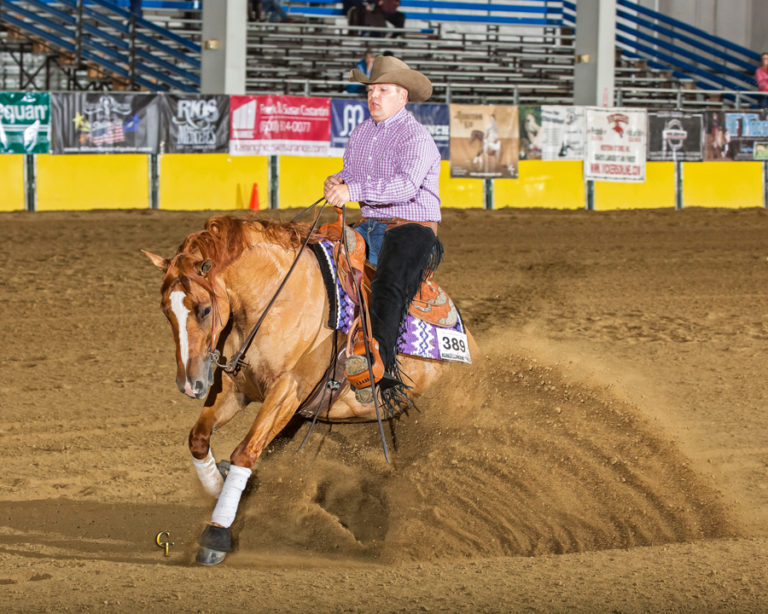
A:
[343,0,367,27]
[756,52,768,108]
[376,0,405,35]
[259,0,292,23]
[347,48,375,94]
[129,0,142,18]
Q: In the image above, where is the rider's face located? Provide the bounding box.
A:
[367,83,408,123]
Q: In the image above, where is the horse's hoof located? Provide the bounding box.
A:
[196,546,227,566]
[197,524,232,566]
[216,460,231,478]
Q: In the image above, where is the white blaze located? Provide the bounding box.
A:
[170,290,191,369]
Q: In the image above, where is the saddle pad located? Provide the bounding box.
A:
[311,240,471,364]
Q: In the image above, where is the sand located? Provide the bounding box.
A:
[3,206,768,612]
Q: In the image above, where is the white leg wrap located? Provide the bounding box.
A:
[192,449,224,498]
[210,464,251,529]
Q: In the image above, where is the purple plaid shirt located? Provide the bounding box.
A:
[336,107,441,222]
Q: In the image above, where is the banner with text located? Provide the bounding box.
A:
[330,99,369,157]
[540,105,586,161]
[407,102,450,160]
[647,110,703,162]
[449,104,519,178]
[585,107,647,182]
[51,93,160,154]
[0,92,51,154]
[230,95,331,156]
[159,95,229,153]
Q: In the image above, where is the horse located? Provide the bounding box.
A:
[142,214,475,565]
[469,127,502,173]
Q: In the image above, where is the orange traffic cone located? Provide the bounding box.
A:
[248,183,260,210]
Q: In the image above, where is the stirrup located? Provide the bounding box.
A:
[345,347,385,405]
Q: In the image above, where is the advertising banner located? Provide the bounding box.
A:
[703,110,768,161]
[330,98,369,157]
[51,93,160,154]
[540,105,586,161]
[449,104,519,178]
[407,102,450,160]
[230,95,331,156]
[158,95,229,153]
[584,107,647,182]
[647,110,703,161]
[519,105,542,160]
[0,92,51,154]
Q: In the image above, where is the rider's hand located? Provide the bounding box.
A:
[324,179,350,208]
[324,175,342,193]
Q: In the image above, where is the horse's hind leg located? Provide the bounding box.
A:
[189,376,247,498]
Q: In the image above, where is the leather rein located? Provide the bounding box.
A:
[209,197,328,374]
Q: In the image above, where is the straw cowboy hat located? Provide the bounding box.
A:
[349,55,432,102]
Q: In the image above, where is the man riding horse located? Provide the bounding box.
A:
[323,55,443,404]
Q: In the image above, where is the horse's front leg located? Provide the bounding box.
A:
[189,374,247,498]
[196,372,301,566]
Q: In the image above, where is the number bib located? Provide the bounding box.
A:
[436,328,472,363]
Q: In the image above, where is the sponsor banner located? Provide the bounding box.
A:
[703,110,768,161]
[230,94,331,156]
[449,104,519,178]
[647,110,703,161]
[540,105,586,161]
[330,99,369,156]
[519,105,542,160]
[51,93,160,154]
[584,107,647,182]
[0,92,51,154]
[407,102,449,160]
[159,95,229,153]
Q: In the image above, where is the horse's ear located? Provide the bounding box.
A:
[141,249,169,272]
[199,259,213,277]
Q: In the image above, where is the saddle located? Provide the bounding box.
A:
[316,208,458,399]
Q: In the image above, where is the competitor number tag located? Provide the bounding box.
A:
[436,328,472,363]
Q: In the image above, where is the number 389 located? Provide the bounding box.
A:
[442,336,466,353]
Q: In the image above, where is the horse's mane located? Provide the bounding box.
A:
[162,216,311,294]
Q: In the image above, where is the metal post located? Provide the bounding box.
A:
[445,83,451,104]
[484,178,493,210]
[513,85,519,106]
[585,178,594,211]
[674,158,683,210]
[269,155,279,209]
[764,160,768,209]
[149,153,159,209]
[23,154,36,212]
[735,92,741,110]
[75,0,84,68]
[129,15,137,90]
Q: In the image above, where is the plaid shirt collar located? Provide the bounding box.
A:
[372,106,408,129]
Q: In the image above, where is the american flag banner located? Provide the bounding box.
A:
[91,121,125,146]
[51,92,160,153]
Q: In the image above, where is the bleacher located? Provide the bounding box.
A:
[0,0,763,110]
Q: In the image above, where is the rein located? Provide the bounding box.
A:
[209,197,327,374]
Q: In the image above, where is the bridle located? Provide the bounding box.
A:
[208,197,328,374]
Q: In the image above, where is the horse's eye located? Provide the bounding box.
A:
[199,306,212,319]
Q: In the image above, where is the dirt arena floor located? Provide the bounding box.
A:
[4,205,768,612]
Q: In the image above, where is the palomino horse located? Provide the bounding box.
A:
[143,215,474,565]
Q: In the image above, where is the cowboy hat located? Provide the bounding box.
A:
[349,55,432,102]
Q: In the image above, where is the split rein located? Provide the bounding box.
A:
[209,197,328,374]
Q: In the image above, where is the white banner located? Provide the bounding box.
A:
[540,105,586,161]
[584,107,647,182]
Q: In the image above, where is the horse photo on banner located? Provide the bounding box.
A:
[50,93,160,154]
[0,92,51,154]
[519,105,542,160]
[584,107,647,182]
[229,95,331,157]
[540,106,586,161]
[158,95,229,154]
[449,104,519,178]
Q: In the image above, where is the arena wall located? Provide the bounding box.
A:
[0,155,763,212]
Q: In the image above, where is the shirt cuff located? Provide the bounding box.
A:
[346,182,363,202]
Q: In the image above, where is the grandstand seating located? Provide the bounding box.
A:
[0,0,763,109]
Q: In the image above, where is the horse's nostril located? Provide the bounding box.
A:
[193,380,205,394]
